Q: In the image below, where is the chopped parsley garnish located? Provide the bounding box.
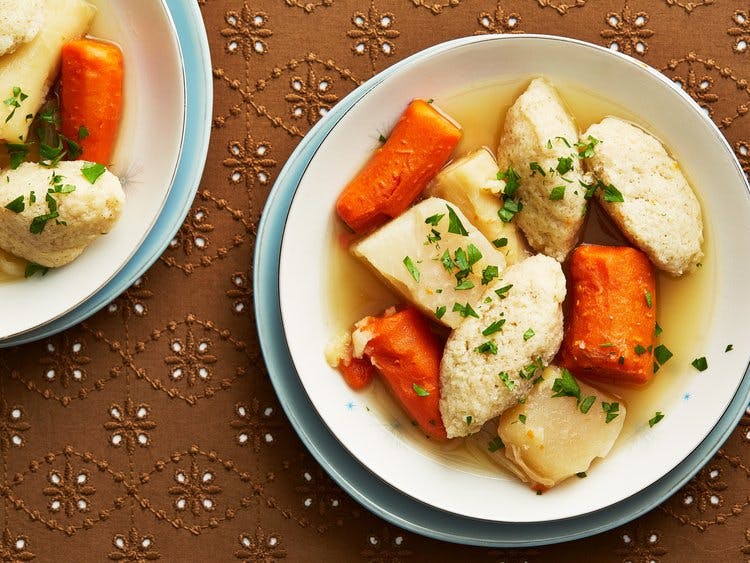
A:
[654,322,663,338]
[602,401,620,423]
[412,383,430,397]
[498,371,514,391]
[7,142,30,170]
[580,179,599,200]
[446,204,468,236]
[453,302,479,318]
[378,134,387,143]
[602,183,624,203]
[518,414,527,424]
[648,411,664,427]
[725,344,734,352]
[440,249,454,271]
[520,357,544,380]
[575,135,600,158]
[691,356,708,371]
[488,436,505,452]
[467,243,482,266]
[635,344,647,355]
[497,166,521,198]
[455,279,474,290]
[425,228,441,244]
[618,356,625,365]
[523,328,535,341]
[77,125,90,141]
[425,213,444,227]
[81,162,106,184]
[645,291,653,308]
[474,340,498,355]
[29,211,59,234]
[481,265,499,285]
[466,415,473,425]
[556,156,574,175]
[579,395,596,414]
[653,344,673,365]
[551,368,581,401]
[40,137,66,166]
[529,162,546,176]
[24,262,49,278]
[403,256,420,282]
[653,361,660,374]
[3,86,28,123]
[555,136,571,148]
[495,284,512,299]
[576,472,588,478]
[546,139,553,149]
[4,195,24,213]
[492,237,508,248]
[28,191,35,203]
[435,305,446,319]
[482,319,505,336]
[498,198,522,222]
[549,186,565,200]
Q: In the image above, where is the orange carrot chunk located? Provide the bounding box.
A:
[336,99,461,233]
[338,356,376,390]
[61,39,124,165]
[359,307,448,440]
[559,245,656,386]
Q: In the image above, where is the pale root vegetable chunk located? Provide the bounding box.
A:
[496,78,587,262]
[0,161,124,267]
[0,0,96,143]
[584,117,703,276]
[0,0,44,57]
[351,197,506,329]
[439,254,566,438]
[426,148,529,265]
[498,366,626,488]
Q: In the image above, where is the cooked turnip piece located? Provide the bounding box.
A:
[426,148,529,265]
[351,197,506,329]
[497,78,587,262]
[497,366,626,488]
[439,254,566,438]
[584,117,703,276]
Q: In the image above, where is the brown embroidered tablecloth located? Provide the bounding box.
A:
[0,0,748,561]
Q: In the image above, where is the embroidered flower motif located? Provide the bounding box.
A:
[104,398,157,452]
[664,0,715,13]
[234,527,287,562]
[0,400,30,450]
[615,527,668,562]
[284,66,339,125]
[678,464,728,512]
[671,69,720,116]
[108,529,160,561]
[347,2,399,70]
[227,271,252,315]
[43,461,95,517]
[0,528,34,561]
[163,328,218,387]
[108,276,153,319]
[295,466,345,516]
[168,458,222,515]
[38,335,92,388]
[230,400,281,452]
[169,208,215,257]
[223,137,277,189]
[475,3,522,35]
[600,2,654,56]
[221,7,272,56]
[536,0,587,15]
[728,11,750,54]
[360,527,413,560]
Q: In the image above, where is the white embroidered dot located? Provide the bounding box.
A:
[14,539,24,550]
[745,430,750,440]
[355,43,365,54]
[254,15,264,25]
[701,106,710,117]
[304,472,312,481]
[736,13,746,24]
[674,79,684,88]
[137,407,147,419]
[740,144,749,156]
[203,498,213,509]
[228,41,238,53]
[354,15,364,26]
[480,16,490,28]
[176,499,186,510]
[231,172,242,183]
[77,473,86,484]
[635,42,645,54]
[264,433,273,443]
[709,469,719,479]
[304,498,312,507]
[736,41,746,53]
[11,435,21,446]
[171,342,182,352]
[176,472,186,483]
[609,15,619,26]
[137,434,148,445]
[292,80,303,91]
[369,536,378,545]
[230,144,241,156]
[395,536,403,545]
[684,494,693,505]
[380,16,391,27]
[77,499,87,510]
[194,237,206,248]
[111,434,122,446]
[710,495,720,505]
[142,539,151,548]
[331,499,339,507]
[237,406,247,417]
[318,81,329,91]
[199,367,209,379]
[195,211,205,221]
[47,343,55,353]
[609,42,620,52]
[73,370,82,380]
[172,368,183,380]
[319,108,328,117]
[10,409,21,419]
[649,533,657,543]
[235,303,245,312]
[50,473,61,485]
[202,472,213,482]
[111,408,121,419]
[134,277,143,287]
[264,407,273,417]
[257,145,268,156]
[114,536,125,549]
[198,342,209,352]
[238,433,248,444]
[169,238,178,248]
[622,534,631,544]
[381,43,392,54]
[226,15,237,25]
[258,172,268,184]
[108,303,118,313]
[241,536,251,548]
[50,500,61,511]
[293,107,303,117]
[635,15,646,26]
[72,343,82,353]
[508,17,517,27]
[699,80,710,90]
[46,369,55,380]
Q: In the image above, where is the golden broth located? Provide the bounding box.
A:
[326,79,715,477]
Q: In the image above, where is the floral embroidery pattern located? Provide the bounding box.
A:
[104,398,157,452]
[615,527,668,562]
[536,0,587,15]
[678,464,729,512]
[108,529,160,561]
[43,461,95,517]
[600,2,654,56]
[234,527,287,562]
[38,336,92,388]
[284,66,339,125]
[168,458,222,515]
[0,528,34,561]
[108,276,154,319]
[221,6,272,56]
[169,208,215,257]
[735,140,750,176]
[163,328,218,387]
[226,271,252,315]
[728,11,750,54]
[360,527,413,561]
[475,3,522,35]
[664,0,715,13]
[230,400,281,452]
[0,400,30,450]
[671,68,720,117]
[223,137,277,190]
[347,2,399,70]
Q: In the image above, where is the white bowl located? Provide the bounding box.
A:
[0,0,184,340]
[278,35,750,522]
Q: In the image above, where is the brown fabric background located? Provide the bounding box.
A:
[0,0,748,561]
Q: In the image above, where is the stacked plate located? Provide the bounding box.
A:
[255,36,750,546]
[0,0,211,347]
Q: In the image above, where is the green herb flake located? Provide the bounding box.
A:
[29,211,59,234]
[3,86,28,123]
[529,162,546,177]
[403,256,420,282]
[498,371,514,391]
[440,249,454,271]
[523,328,535,341]
[425,213,444,227]
[497,166,521,198]
[576,471,588,478]
[455,279,474,290]
[24,262,49,278]
[645,291,653,308]
[602,183,624,203]
[81,162,106,184]
[575,135,600,158]
[412,383,430,397]
[579,395,596,414]
[435,305,446,320]
[474,340,498,355]
[488,436,505,452]
[653,361,660,374]
[634,344,647,355]
[556,156,574,175]
[4,195,24,213]
[446,205,468,236]
[481,265,499,285]
[453,302,479,319]
[602,401,620,423]
[648,411,665,427]
[77,125,90,141]
[482,319,505,336]
[466,415,473,426]
[7,142,30,170]
[546,139,553,149]
[654,322,663,338]
[555,136,572,148]
[492,237,508,248]
[653,344,673,365]
[466,244,482,266]
[549,186,565,200]
[725,344,733,352]
[691,356,708,372]
[518,414,527,424]
[618,356,625,365]
[551,368,581,401]
[498,198,522,223]
[378,134,387,143]
[495,284,512,299]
